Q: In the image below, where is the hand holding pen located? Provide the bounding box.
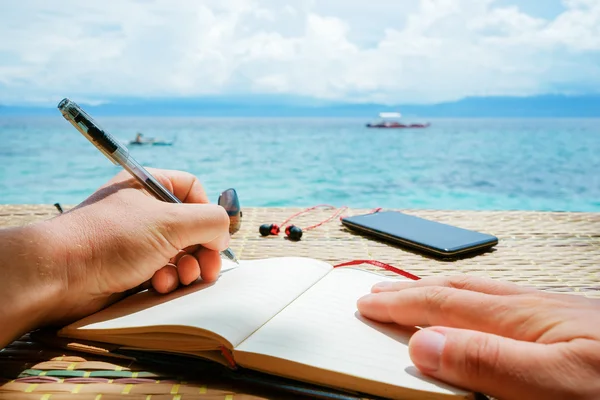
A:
[57,98,239,267]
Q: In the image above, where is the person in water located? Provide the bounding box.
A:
[134,132,144,143]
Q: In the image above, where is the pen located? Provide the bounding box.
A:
[57,98,239,264]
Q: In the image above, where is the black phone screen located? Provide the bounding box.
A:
[341,211,498,257]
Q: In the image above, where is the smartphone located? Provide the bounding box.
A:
[341,211,498,258]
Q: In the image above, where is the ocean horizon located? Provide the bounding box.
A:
[1,116,599,212]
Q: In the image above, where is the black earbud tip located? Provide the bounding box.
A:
[259,223,280,236]
[285,225,303,241]
[259,224,272,236]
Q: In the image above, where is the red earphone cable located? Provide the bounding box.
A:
[281,205,382,230]
[260,206,384,238]
[303,206,348,231]
[338,207,382,221]
[279,204,339,229]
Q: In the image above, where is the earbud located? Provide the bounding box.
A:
[259,223,280,236]
[285,225,303,241]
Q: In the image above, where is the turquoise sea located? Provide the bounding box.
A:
[1,116,599,211]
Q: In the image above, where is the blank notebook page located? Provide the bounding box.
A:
[236,267,469,397]
[65,257,332,348]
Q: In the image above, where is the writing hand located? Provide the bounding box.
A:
[357,275,600,400]
[0,169,230,347]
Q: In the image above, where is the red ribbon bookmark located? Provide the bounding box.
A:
[333,260,420,281]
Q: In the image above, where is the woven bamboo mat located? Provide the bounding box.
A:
[1,204,599,399]
[1,335,326,400]
[2,205,599,295]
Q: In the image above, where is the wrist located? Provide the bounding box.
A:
[0,220,68,347]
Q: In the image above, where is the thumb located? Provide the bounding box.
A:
[409,327,565,400]
[157,203,231,251]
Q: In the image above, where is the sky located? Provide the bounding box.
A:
[0,0,599,106]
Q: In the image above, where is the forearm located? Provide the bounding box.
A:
[0,222,65,348]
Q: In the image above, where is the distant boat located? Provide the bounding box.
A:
[129,132,173,146]
[366,112,430,129]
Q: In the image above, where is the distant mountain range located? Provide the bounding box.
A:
[1,94,599,117]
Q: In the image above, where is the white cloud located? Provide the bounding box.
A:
[0,0,598,104]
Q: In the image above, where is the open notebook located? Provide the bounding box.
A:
[58,257,473,400]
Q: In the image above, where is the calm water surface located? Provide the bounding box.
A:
[1,116,599,211]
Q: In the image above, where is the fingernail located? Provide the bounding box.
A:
[411,329,446,372]
[373,281,393,290]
